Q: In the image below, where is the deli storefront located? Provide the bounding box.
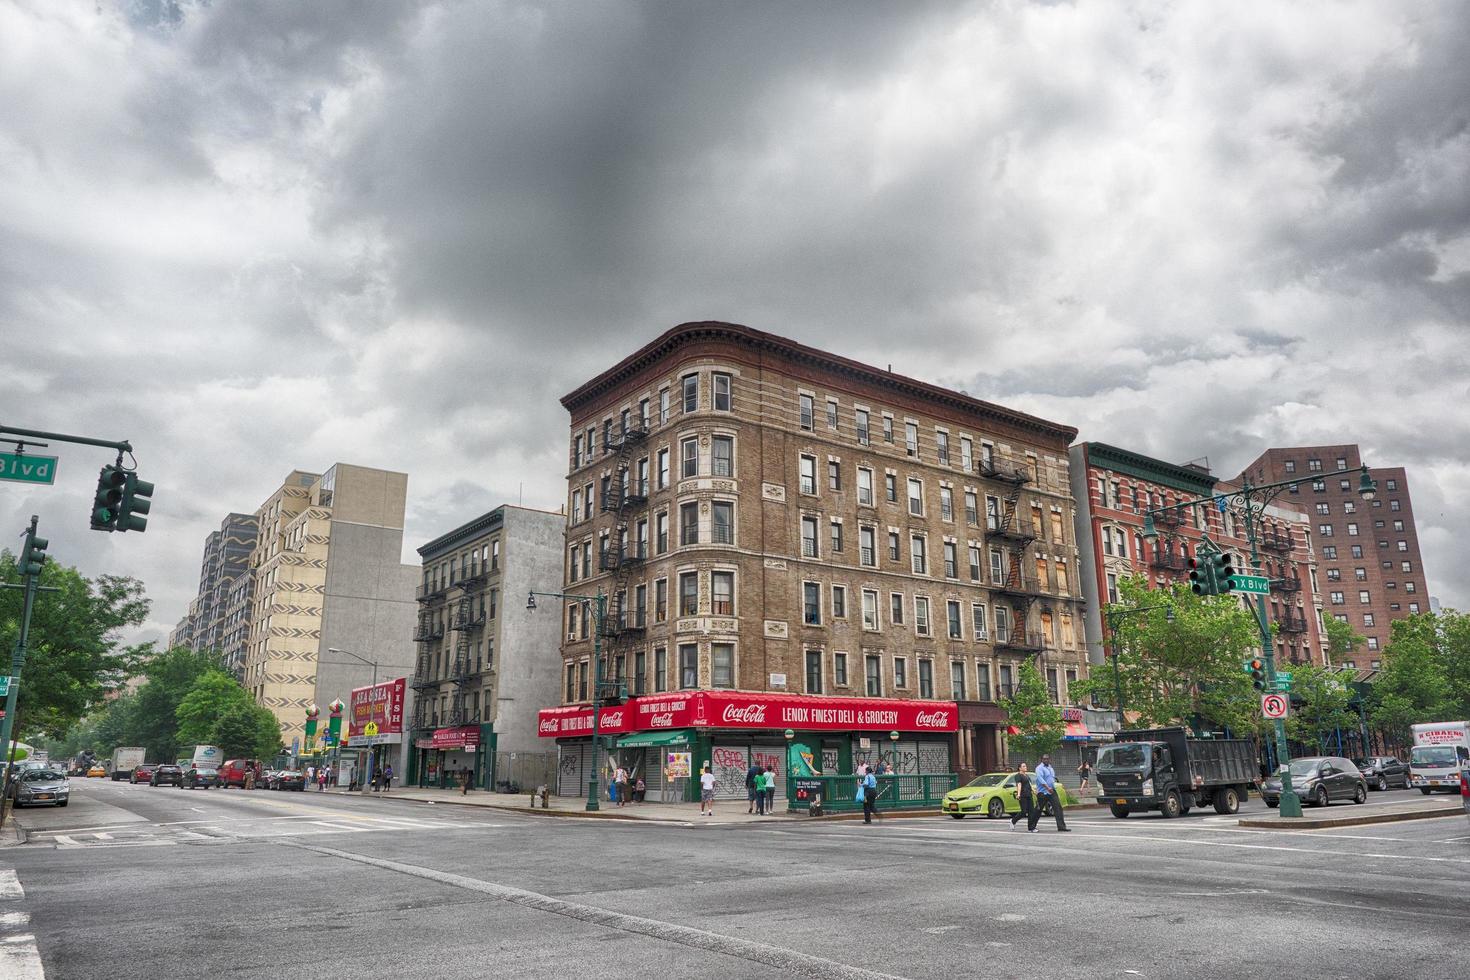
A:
[538,691,958,803]
[410,723,495,790]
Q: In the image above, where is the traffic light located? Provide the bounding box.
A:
[1188,556,1216,596]
[116,471,154,533]
[1245,657,1267,691]
[91,465,126,531]
[1214,552,1236,594]
[19,529,48,577]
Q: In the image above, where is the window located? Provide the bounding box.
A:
[1326,568,1341,582]
[1330,591,1344,605]
[977,663,992,701]
[985,495,1001,530]
[711,643,734,688]
[1386,479,1397,491]
[710,501,733,544]
[653,646,667,692]
[862,590,879,629]
[1406,581,1417,593]
[679,572,698,616]
[1106,572,1118,605]
[1401,560,1412,572]
[943,541,958,578]
[657,448,670,489]
[939,486,954,521]
[1308,458,1322,472]
[680,502,699,545]
[885,473,897,502]
[801,516,819,558]
[828,460,841,491]
[908,478,924,516]
[654,511,669,554]
[1392,520,1404,531]
[565,663,576,701]
[713,373,732,412]
[894,657,908,689]
[952,661,968,700]
[578,661,589,700]
[634,650,647,696]
[1397,540,1408,552]
[711,571,734,616]
[919,659,934,698]
[905,421,919,457]
[1363,613,1375,627]
[991,548,1005,583]
[968,545,981,582]
[1408,602,1420,613]
[835,652,848,686]
[1351,545,1364,558]
[1336,456,1347,470]
[1347,523,1359,536]
[936,431,950,466]
[832,585,847,619]
[866,655,883,696]
[915,597,931,636]
[799,393,814,431]
[655,578,668,621]
[1359,589,1370,603]
[947,600,962,639]
[971,603,987,640]
[860,526,876,567]
[911,535,927,574]
[800,455,817,495]
[857,468,874,506]
[964,490,979,526]
[1052,511,1066,544]
[1318,524,1333,537]
[1047,668,1060,703]
[1284,460,1296,474]
[1344,500,1355,513]
[712,436,733,477]
[679,437,697,479]
[682,374,698,413]
[803,581,821,625]
[657,388,670,424]
[826,399,839,430]
[1355,567,1367,581]
[806,650,824,694]
[1390,499,1401,511]
[1316,503,1330,515]
[679,644,698,689]
[1367,637,1380,651]
[855,409,870,445]
[830,520,844,553]
[571,489,582,524]
[1323,546,1337,559]
[883,531,897,562]
[890,592,905,626]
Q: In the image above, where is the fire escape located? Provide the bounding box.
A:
[984,459,1045,654]
[596,420,649,701]
[410,616,445,730]
[446,591,485,727]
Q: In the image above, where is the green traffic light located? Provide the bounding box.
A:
[91,465,126,532]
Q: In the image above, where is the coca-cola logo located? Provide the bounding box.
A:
[913,710,951,729]
[602,709,625,727]
[722,704,768,725]
[649,712,674,728]
[538,718,560,735]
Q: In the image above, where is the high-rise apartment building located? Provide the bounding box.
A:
[166,512,259,678]
[538,321,1085,795]
[242,464,419,744]
[1238,445,1430,664]
[405,505,564,789]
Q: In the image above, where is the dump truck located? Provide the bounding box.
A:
[1095,726,1256,818]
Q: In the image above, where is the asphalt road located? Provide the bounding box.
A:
[3,778,1467,980]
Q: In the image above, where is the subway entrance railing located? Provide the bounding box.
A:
[789,773,959,812]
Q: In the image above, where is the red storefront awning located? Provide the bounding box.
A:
[431,726,482,750]
[1063,721,1091,741]
[537,691,957,738]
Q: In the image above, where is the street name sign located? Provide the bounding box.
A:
[1261,693,1289,719]
[1231,574,1271,595]
[0,676,11,697]
[0,453,57,485]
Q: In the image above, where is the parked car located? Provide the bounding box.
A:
[1262,757,1368,808]
[13,769,69,808]
[150,764,184,787]
[942,772,1075,819]
[178,766,219,789]
[269,769,306,791]
[129,764,157,785]
[1353,756,1409,791]
[87,765,107,778]
[217,759,263,789]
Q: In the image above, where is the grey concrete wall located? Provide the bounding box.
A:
[1068,444,1106,667]
[494,508,567,756]
[317,519,420,708]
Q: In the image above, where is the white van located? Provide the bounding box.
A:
[1408,722,1470,794]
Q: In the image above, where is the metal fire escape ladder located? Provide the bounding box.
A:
[598,422,649,699]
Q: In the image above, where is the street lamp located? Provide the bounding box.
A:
[527,588,610,812]
[324,647,382,793]
[1103,604,1174,729]
[1142,464,1377,819]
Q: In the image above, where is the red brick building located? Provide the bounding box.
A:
[1238,445,1430,665]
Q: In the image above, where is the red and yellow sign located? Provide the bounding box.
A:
[348,678,406,739]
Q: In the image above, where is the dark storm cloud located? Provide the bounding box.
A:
[2,0,1468,641]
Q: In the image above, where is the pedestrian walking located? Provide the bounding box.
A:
[462,768,472,794]
[699,764,716,816]
[763,766,776,815]
[1010,762,1033,830]
[745,763,761,813]
[1076,758,1092,795]
[613,766,629,807]
[318,767,328,791]
[861,767,879,823]
[754,768,767,815]
[383,764,393,793]
[1032,755,1069,832]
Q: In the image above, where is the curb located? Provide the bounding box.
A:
[0,816,28,848]
[1237,806,1461,830]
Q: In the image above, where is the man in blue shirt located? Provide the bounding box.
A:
[1030,755,1070,832]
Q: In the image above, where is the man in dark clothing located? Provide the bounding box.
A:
[861,768,878,824]
[1010,762,1034,830]
[745,764,761,814]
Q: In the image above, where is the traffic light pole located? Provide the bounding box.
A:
[0,517,44,830]
[0,425,132,455]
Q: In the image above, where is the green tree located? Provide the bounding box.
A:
[209,701,282,759]
[1070,577,1263,735]
[126,647,225,761]
[0,550,151,740]
[175,671,252,746]
[1004,662,1065,758]
[1285,664,1356,751]
[1368,612,1470,739]
[1323,617,1367,664]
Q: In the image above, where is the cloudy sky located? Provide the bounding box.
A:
[2,0,1466,643]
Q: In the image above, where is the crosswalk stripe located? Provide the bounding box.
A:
[0,871,21,900]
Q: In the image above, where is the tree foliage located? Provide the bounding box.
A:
[210,701,283,760]
[1004,662,1065,757]
[1322,616,1367,663]
[1369,611,1470,738]
[176,671,251,746]
[1285,664,1356,750]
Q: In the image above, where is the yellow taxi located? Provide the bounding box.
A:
[87,765,107,778]
[942,772,1075,819]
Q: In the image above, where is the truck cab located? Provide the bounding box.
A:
[1408,722,1469,794]
[1096,726,1255,819]
[1096,740,1184,817]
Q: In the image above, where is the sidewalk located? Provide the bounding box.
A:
[1236,796,1463,830]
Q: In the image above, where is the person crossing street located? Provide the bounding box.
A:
[1031,755,1069,832]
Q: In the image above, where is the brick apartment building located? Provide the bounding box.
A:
[538,321,1086,798]
[1239,445,1430,665]
[1071,443,1328,679]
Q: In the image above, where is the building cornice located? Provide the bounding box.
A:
[1084,442,1218,497]
[560,321,1078,448]
[418,507,506,559]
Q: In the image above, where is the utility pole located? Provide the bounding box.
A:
[0,516,48,829]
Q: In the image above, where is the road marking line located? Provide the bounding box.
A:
[308,821,368,833]
[279,840,913,980]
[93,833,113,841]
[0,871,21,900]
[0,933,45,980]
[51,836,79,848]
[0,911,28,927]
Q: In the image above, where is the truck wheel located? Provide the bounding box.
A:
[1179,805,1192,816]
[1419,787,1431,795]
[1213,787,1241,815]
[1160,791,1181,818]
[987,798,1006,819]
[1353,784,1367,804]
[1314,786,1329,808]
[1109,805,1129,819]
[1265,799,1278,808]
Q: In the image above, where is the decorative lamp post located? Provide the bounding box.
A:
[528,588,611,811]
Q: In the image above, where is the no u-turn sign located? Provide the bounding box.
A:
[1261,693,1289,719]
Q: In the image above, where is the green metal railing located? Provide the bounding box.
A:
[790,774,958,812]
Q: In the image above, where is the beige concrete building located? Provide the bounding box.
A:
[242,464,419,746]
